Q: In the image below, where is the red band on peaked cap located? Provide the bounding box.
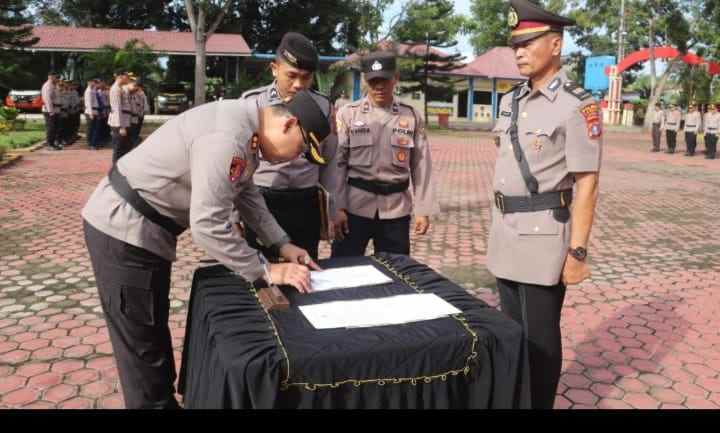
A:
[514,21,553,30]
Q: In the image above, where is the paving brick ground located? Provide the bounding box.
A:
[1,128,719,409]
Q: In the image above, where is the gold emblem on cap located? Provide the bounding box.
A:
[371,61,383,71]
[508,7,519,28]
[283,49,298,66]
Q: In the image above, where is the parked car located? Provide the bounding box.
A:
[154,83,190,115]
[4,89,43,112]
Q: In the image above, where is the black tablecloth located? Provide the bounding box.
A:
[177,254,531,409]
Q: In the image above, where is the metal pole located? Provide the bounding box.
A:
[618,0,626,62]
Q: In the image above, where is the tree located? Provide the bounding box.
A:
[467,0,565,55]
[393,0,466,121]
[30,0,179,29]
[183,0,234,106]
[79,39,162,83]
[0,0,39,91]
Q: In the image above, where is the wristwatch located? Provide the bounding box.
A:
[568,246,587,262]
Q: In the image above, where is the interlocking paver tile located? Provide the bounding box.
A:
[2,130,720,409]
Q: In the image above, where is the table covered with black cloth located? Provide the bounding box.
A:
[177,253,531,409]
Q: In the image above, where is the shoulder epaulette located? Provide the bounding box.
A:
[241,86,266,99]
[563,82,592,101]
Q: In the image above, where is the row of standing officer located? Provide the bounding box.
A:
[40,74,82,150]
[651,102,720,159]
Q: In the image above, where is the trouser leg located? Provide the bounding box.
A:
[112,128,132,164]
[83,220,179,409]
[666,131,676,153]
[497,278,567,409]
[372,214,411,256]
[331,212,374,257]
[652,124,661,151]
[44,113,57,148]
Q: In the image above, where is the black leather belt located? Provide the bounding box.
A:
[348,177,410,195]
[259,186,318,202]
[494,189,573,214]
[108,165,186,237]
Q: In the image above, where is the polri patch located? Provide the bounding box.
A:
[229,156,247,182]
[580,103,602,139]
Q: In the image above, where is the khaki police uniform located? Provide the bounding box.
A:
[651,108,665,151]
[331,96,439,256]
[108,82,132,163]
[57,87,71,145]
[82,97,292,408]
[41,79,60,149]
[665,108,682,153]
[84,84,100,149]
[241,82,339,261]
[684,110,702,156]
[704,110,720,159]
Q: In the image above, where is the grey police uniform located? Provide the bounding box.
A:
[488,68,602,287]
[665,109,682,153]
[41,80,59,149]
[651,108,665,151]
[331,96,439,256]
[81,97,290,408]
[704,111,720,159]
[240,82,339,260]
[108,82,132,163]
[684,110,702,156]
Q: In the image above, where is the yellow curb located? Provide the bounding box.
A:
[7,140,46,154]
[0,153,23,170]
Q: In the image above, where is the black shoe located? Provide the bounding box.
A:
[666,150,674,154]
[651,148,660,152]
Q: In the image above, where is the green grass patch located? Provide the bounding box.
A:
[0,129,45,150]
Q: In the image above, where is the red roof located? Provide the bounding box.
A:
[448,47,525,80]
[30,25,251,56]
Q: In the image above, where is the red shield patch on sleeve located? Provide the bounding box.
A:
[580,103,602,139]
[229,156,247,182]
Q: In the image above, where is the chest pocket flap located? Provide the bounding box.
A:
[347,125,374,167]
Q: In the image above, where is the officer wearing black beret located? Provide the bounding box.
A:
[488,0,602,409]
[240,32,342,263]
[82,89,331,408]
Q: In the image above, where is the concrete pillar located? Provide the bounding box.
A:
[491,78,498,123]
[467,77,475,121]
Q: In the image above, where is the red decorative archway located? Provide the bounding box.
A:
[604,46,720,76]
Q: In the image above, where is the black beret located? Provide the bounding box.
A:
[508,0,575,45]
[361,51,397,80]
[276,32,319,72]
[285,89,331,165]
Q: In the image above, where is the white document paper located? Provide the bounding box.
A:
[299,293,462,330]
[310,265,393,292]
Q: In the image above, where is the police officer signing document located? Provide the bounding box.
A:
[489,0,602,408]
[332,51,438,257]
[82,89,331,409]
[242,32,341,261]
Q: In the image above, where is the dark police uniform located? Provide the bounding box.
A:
[331,52,438,257]
[241,33,340,262]
[81,90,330,408]
[490,0,602,409]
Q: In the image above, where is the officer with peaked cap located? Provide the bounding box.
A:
[108,70,132,163]
[664,103,682,153]
[331,50,438,258]
[240,32,342,262]
[82,89,330,408]
[488,0,602,408]
[684,103,702,156]
[41,71,61,150]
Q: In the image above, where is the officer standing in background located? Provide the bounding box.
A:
[704,103,719,159]
[664,104,682,154]
[57,81,70,147]
[109,71,132,163]
[331,51,438,257]
[41,71,61,151]
[125,77,142,147]
[84,79,100,150]
[82,89,330,409]
[98,81,111,147]
[70,81,82,143]
[684,103,701,156]
[488,0,602,409]
[242,32,341,261]
[650,103,665,152]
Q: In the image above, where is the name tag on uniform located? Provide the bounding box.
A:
[350,127,371,135]
[501,111,512,117]
[392,127,414,135]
